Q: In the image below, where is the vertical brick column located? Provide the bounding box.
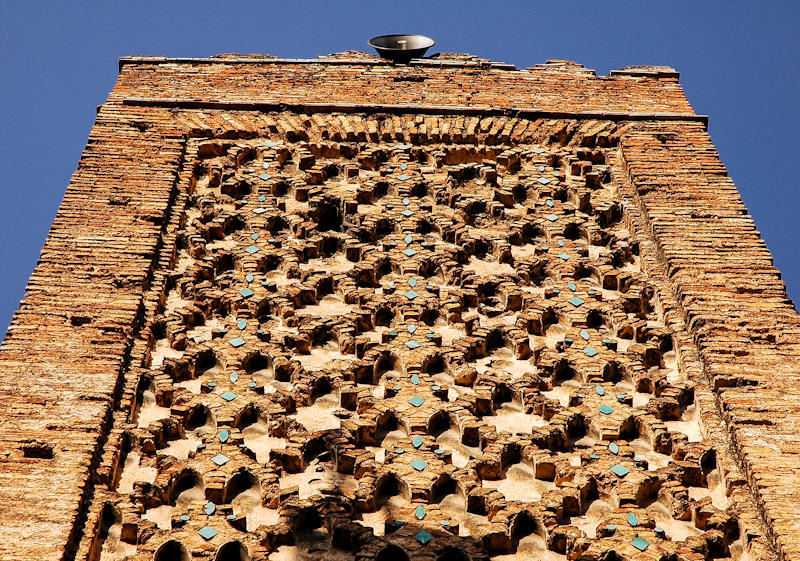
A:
[0,110,185,561]
[621,122,800,559]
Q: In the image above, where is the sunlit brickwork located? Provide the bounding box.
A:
[1,52,797,561]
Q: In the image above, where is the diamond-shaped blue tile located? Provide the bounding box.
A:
[599,404,614,415]
[263,141,280,148]
[211,454,229,466]
[198,526,218,540]
[240,288,255,298]
[546,199,555,207]
[409,396,424,407]
[205,501,216,515]
[415,505,426,520]
[568,297,585,307]
[558,253,570,261]
[580,329,590,341]
[406,340,421,350]
[230,337,246,348]
[404,234,413,244]
[252,207,267,215]
[221,391,236,402]
[609,442,619,455]
[410,374,420,385]
[568,281,577,291]
[218,430,229,443]
[397,174,410,181]
[407,324,417,333]
[596,385,605,396]
[259,173,271,181]
[245,245,260,254]
[245,273,254,283]
[627,513,639,527]
[415,530,433,544]
[584,347,599,357]
[409,278,417,287]
[405,290,420,300]
[610,464,629,478]
[237,318,247,330]
[412,436,423,448]
[546,214,559,222]
[403,248,417,257]
[631,537,649,551]
[400,210,414,217]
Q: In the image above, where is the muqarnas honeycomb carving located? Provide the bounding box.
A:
[94,116,749,561]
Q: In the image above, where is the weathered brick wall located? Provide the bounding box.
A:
[112,55,696,117]
[0,115,185,558]
[620,124,800,556]
[0,52,795,561]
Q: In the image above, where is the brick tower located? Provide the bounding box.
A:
[1,49,798,561]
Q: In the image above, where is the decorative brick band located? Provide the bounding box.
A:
[121,97,709,126]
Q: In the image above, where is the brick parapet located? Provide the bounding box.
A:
[108,54,694,115]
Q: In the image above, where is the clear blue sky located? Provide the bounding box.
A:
[1,1,798,335]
